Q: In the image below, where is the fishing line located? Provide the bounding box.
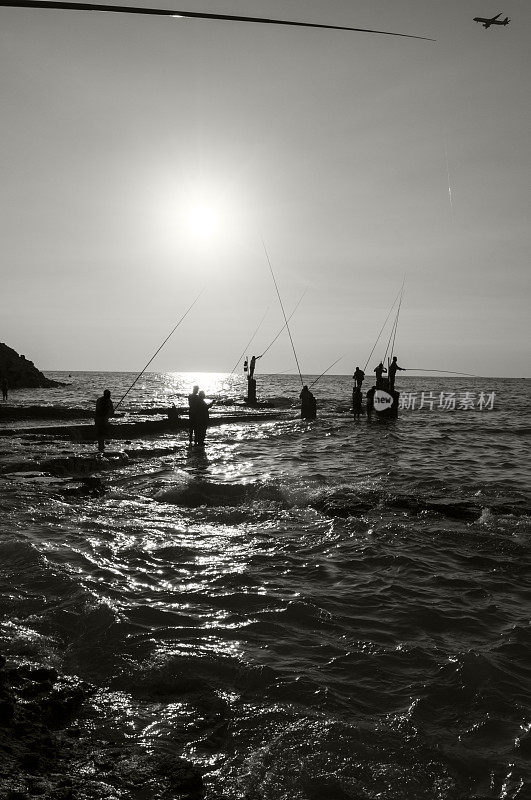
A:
[261,238,304,387]
[309,356,344,388]
[363,284,402,372]
[389,282,405,362]
[383,278,405,364]
[114,288,204,412]
[228,306,269,377]
[406,368,483,378]
[259,289,307,359]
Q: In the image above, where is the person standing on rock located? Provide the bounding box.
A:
[94,389,114,452]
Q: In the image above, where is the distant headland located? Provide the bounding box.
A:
[0,343,64,389]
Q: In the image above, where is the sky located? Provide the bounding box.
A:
[1,0,529,377]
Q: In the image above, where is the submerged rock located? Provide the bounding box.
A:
[0,654,204,799]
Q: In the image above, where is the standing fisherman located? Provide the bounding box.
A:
[94,389,114,452]
[352,366,365,390]
[187,385,199,444]
[194,391,215,446]
[248,355,262,379]
[388,356,405,390]
[0,374,8,401]
[374,362,387,388]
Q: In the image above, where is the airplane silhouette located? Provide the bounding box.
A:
[473,13,510,28]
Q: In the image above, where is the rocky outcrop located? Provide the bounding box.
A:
[0,343,63,389]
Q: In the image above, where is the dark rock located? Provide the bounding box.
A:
[0,343,64,389]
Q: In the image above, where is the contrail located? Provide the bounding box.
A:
[443,139,454,221]
[0,1,436,41]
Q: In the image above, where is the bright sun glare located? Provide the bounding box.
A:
[186,201,220,238]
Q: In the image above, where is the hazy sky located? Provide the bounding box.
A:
[1,1,529,376]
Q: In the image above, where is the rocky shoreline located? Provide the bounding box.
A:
[0,344,65,390]
[0,655,204,800]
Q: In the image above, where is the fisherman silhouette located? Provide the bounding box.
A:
[374,362,387,388]
[194,390,215,446]
[248,355,262,379]
[187,385,199,444]
[300,385,317,419]
[388,356,405,390]
[167,403,180,423]
[0,375,8,401]
[352,386,363,418]
[243,358,248,373]
[353,367,365,390]
[94,389,114,452]
[366,386,376,419]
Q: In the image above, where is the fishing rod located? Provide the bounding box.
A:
[385,280,405,364]
[261,239,304,387]
[258,289,307,359]
[228,306,269,377]
[363,284,402,372]
[406,368,484,378]
[114,288,204,412]
[309,356,344,388]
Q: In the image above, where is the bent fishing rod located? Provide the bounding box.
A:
[114,288,204,412]
[262,239,305,388]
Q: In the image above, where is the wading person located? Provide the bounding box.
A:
[366,386,376,419]
[352,386,363,418]
[94,389,114,452]
[300,385,317,420]
[194,391,215,446]
[187,385,199,444]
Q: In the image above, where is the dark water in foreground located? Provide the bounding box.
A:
[0,372,530,799]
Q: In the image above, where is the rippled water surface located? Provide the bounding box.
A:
[1,372,530,799]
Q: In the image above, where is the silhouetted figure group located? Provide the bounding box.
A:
[188,385,215,446]
[351,357,405,419]
[94,389,114,452]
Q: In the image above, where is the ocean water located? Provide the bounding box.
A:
[0,372,530,799]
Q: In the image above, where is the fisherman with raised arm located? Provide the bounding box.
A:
[248,354,262,379]
[94,389,114,452]
[353,366,365,390]
[388,356,405,391]
[374,362,387,388]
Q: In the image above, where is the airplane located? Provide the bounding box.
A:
[473,13,510,28]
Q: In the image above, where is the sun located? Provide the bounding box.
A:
[186,201,220,239]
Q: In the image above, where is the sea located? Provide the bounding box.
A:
[0,371,530,800]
